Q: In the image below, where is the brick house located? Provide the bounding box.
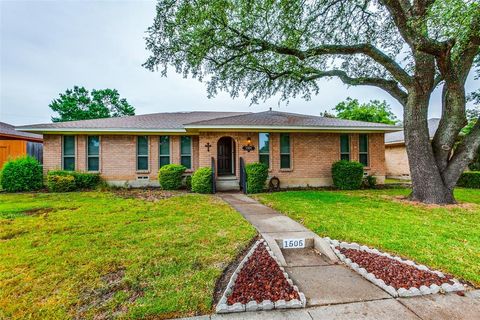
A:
[17,110,399,191]
[384,118,439,179]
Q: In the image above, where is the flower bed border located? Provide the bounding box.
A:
[323,237,465,298]
[216,239,306,313]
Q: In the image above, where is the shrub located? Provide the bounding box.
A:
[47,174,76,192]
[332,160,364,190]
[191,167,213,194]
[457,171,480,189]
[46,170,101,192]
[0,156,43,192]
[245,162,268,194]
[72,172,101,189]
[365,175,377,188]
[184,175,192,191]
[158,164,186,190]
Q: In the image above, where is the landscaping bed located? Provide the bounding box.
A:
[216,239,305,313]
[327,238,465,297]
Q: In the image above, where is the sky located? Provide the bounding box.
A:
[0,0,478,126]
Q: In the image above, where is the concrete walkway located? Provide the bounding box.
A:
[181,290,480,320]
[207,192,480,320]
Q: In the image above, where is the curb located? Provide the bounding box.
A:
[216,239,306,313]
[323,237,465,298]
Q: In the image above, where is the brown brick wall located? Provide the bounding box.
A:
[385,144,411,178]
[198,132,386,186]
[43,132,386,186]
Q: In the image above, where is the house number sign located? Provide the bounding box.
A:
[282,238,305,249]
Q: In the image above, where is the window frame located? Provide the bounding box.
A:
[258,132,270,168]
[87,136,100,172]
[359,134,369,167]
[280,133,291,169]
[62,135,76,171]
[136,136,149,172]
[159,135,171,168]
[340,134,350,161]
[180,136,192,170]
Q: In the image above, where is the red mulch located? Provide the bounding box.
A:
[227,243,299,305]
[339,247,454,289]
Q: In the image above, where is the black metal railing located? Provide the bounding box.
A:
[239,157,247,194]
[211,157,216,193]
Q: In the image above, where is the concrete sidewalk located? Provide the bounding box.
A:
[180,290,480,320]
[207,193,480,320]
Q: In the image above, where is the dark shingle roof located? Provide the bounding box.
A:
[16,110,401,133]
[186,110,400,130]
[385,118,440,144]
[0,122,43,141]
[16,112,249,132]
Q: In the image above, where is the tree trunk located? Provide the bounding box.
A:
[404,93,456,204]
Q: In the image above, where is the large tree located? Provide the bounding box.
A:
[144,0,480,204]
[50,86,135,122]
[333,98,398,124]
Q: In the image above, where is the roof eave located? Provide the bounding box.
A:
[15,128,187,134]
[184,124,402,132]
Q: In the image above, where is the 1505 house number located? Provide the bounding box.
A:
[283,238,305,249]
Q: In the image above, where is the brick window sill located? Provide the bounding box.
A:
[279,168,293,172]
[136,170,150,174]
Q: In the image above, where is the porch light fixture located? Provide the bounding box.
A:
[242,137,255,152]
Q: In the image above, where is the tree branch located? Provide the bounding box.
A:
[222,23,413,88]
[443,118,480,189]
[262,68,408,105]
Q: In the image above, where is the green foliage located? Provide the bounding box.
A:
[47,174,76,192]
[184,175,192,191]
[365,175,377,188]
[191,167,213,194]
[46,171,101,192]
[332,98,397,124]
[158,164,186,190]
[245,162,268,194]
[457,172,480,189]
[331,160,364,190]
[49,86,135,122]
[0,156,43,192]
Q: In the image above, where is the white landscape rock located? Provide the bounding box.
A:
[216,238,307,314]
[328,237,466,299]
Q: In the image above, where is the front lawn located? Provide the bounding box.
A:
[0,191,255,319]
[255,188,480,286]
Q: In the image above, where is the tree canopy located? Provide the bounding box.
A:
[144,0,479,204]
[50,86,135,122]
[332,98,398,125]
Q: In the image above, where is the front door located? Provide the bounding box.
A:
[217,137,234,175]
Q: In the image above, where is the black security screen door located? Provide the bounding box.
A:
[217,137,235,175]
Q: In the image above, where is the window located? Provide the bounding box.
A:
[180,136,192,169]
[62,136,75,171]
[159,136,170,168]
[87,136,100,171]
[280,133,291,169]
[340,134,350,161]
[137,136,149,171]
[359,134,369,166]
[259,133,270,168]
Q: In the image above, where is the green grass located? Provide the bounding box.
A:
[255,188,480,286]
[0,191,255,319]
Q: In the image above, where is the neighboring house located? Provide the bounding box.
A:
[17,110,399,191]
[384,118,440,179]
[0,122,43,169]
